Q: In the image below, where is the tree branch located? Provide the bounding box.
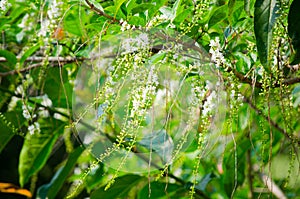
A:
[84,0,118,23]
[243,95,300,146]
[0,56,85,77]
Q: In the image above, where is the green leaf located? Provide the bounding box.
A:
[131,3,155,15]
[64,12,83,36]
[244,0,251,16]
[228,0,236,22]
[37,147,84,199]
[0,50,17,69]
[173,8,192,24]
[148,0,168,19]
[128,15,146,26]
[288,0,300,65]
[208,5,228,28]
[254,0,279,72]
[150,52,166,64]
[19,43,41,66]
[171,0,182,21]
[114,0,127,18]
[0,112,21,153]
[43,67,73,108]
[222,137,251,197]
[91,175,145,199]
[87,0,104,12]
[138,181,186,199]
[19,121,65,187]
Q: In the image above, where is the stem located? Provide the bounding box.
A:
[243,95,300,146]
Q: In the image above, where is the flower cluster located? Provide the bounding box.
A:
[17,13,36,42]
[28,122,40,135]
[130,67,158,118]
[38,0,62,39]
[146,14,175,29]
[121,33,149,54]
[209,37,226,68]
[202,90,217,117]
[0,0,11,11]
[120,19,132,31]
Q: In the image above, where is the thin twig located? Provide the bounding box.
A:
[243,95,300,146]
[84,0,118,23]
[260,172,287,199]
[0,56,85,77]
[246,140,254,198]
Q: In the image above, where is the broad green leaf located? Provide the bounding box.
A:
[128,15,146,26]
[288,0,300,65]
[19,43,41,67]
[228,0,236,21]
[91,175,145,198]
[64,12,83,36]
[148,0,168,19]
[171,0,182,21]
[87,0,104,12]
[150,52,166,64]
[113,0,127,18]
[37,147,84,199]
[0,50,17,69]
[19,121,65,187]
[173,8,192,24]
[126,0,137,14]
[208,5,228,28]
[254,0,279,72]
[43,67,73,108]
[131,3,155,15]
[0,112,23,153]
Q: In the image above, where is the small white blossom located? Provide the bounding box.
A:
[15,85,24,95]
[0,0,11,11]
[22,105,31,119]
[209,37,225,68]
[47,0,62,22]
[38,19,50,37]
[41,94,52,107]
[202,90,217,117]
[28,122,40,135]
[136,33,149,48]
[120,20,131,31]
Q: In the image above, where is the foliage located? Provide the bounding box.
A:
[0,0,300,198]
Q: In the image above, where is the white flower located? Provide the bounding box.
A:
[41,94,52,107]
[209,37,225,68]
[22,105,31,119]
[0,0,11,11]
[121,20,130,31]
[28,122,40,135]
[38,19,50,37]
[202,90,217,117]
[15,85,24,95]
[47,0,62,21]
[136,33,149,48]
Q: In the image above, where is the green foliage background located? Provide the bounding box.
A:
[0,0,300,198]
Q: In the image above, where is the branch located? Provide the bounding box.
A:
[243,95,300,146]
[84,0,118,23]
[260,173,287,199]
[0,56,85,77]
